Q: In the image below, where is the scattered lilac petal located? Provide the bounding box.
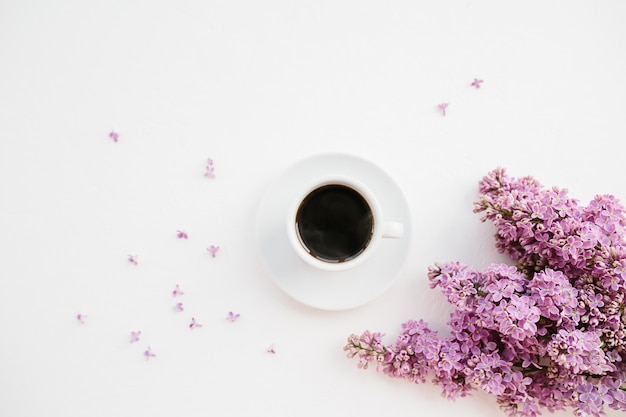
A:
[437,102,449,116]
[176,230,188,239]
[267,344,276,354]
[128,254,138,265]
[173,302,184,312]
[109,131,119,142]
[172,284,184,297]
[471,78,484,88]
[76,313,87,324]
[226,311,240,322]
[130,330,142,343]
[144,346,156,360]
[204,158,215,178]
[189,317,203,330]
[207,245,220,258]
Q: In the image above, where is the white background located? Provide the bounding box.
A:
[1,1,626,416]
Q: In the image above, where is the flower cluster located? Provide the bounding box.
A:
[345,168,626,417]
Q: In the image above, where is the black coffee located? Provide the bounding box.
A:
[295,184,374,263]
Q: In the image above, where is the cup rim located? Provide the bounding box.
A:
[286,175,383,272]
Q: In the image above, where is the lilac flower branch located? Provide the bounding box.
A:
[346,168,626,417]
[343,331,388,370]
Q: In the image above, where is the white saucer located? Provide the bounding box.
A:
[255,153,412,310]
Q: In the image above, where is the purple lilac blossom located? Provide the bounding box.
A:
[144,346,156,360]
[207,245,220,258]
[189,317,202,330]
[471,78,484,88]
[130,331,141,343]
[226,311,240,322]
[172,284,184,297]
[345,168,626,417]
[204,158,215,178]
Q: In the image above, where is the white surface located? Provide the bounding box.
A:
[1,1,626,416]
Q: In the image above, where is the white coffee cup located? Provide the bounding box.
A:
[286,175,404,271]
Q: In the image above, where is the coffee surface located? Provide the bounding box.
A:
[295,185,373,263]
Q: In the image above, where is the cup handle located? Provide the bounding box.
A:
[382,221,404,239]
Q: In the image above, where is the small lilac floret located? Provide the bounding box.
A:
[226,311,240,322]
[471,78,484,88]
[207,245,220,258]
[189,317,202,329]
[144,346,156,360]
[172,284,184,297]
[204,158,215,178]
[130,331,141,343]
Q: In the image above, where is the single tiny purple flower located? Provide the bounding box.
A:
[173,302,184,312]
[130,330,141,343]
[207,245,220,258]
[267,344,276,354]
[437,102,449,116]
[144,346,156,360]
[471,78,484,88]
[128,254,138,265]
[172,284,184,297]
[226,311,240,322]
[77,313,87,324]
[109,131,119,142]
[189,317,203,330]
[204,158,215,178]
[607,350,621,363]
[176,230,188,239]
